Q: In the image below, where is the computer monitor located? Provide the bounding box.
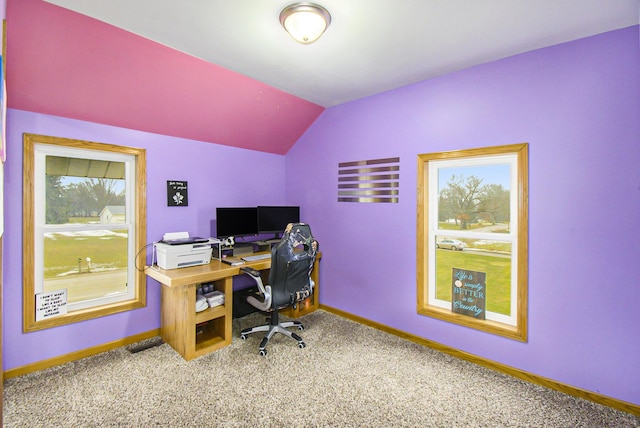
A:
[257,206,300,234]
[215,207,258,238]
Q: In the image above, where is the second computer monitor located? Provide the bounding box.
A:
[257,206,300,234]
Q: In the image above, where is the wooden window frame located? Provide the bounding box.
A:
[23,134,147,332]
[417,143,528,341]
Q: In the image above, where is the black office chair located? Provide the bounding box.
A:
[239,223,318,356]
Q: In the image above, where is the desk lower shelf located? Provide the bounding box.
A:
[159,275,233,360]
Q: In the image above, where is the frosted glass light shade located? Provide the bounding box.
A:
[279,3,331,44]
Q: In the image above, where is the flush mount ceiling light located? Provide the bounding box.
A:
[279,3,331,45]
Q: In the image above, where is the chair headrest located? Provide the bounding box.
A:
[277,223,317,261]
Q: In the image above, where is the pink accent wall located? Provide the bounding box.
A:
[6,0,324,155]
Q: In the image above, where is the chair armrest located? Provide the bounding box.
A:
[240,266,261,277]
[241,266,268,299]
[247,285,272,312]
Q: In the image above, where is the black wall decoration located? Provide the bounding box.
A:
[167,180,188,206]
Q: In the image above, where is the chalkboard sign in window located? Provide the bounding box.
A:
[452,268,486,320]
[167,180,188,206]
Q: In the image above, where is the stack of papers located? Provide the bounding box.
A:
[195,295,209,312]
[204,291,224,308]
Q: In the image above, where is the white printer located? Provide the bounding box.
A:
[154,232,217,270]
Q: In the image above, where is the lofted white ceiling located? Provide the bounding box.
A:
[43,0,640,107]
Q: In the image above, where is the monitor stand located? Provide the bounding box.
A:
[265,233,282,244]
[233,243,254,257]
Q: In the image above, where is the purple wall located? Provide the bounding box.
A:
[287,26,640,405]
[2,110,288,369]
[2,24,639,408]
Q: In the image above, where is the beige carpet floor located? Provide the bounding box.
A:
[3,310,639,427]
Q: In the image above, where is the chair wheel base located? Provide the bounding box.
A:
[240,312,308,355]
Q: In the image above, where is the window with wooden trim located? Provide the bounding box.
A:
[23,134,146,332]
[417,144,528,341]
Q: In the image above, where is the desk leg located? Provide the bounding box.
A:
[160,283,196,359]
[161,277,233,361]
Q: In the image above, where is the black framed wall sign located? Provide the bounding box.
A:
[452,268,486,320]
[167,180,188,206]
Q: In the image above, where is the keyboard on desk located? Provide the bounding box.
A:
[242,253,271,262]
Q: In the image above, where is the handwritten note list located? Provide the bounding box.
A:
[36,289,68,321]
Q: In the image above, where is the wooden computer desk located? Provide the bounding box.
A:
[145,253,320,360]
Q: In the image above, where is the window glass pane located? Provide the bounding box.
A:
[43,230,129,303]
[45,156,126,225]
[435,234,512,316]
[438,164,511,233]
